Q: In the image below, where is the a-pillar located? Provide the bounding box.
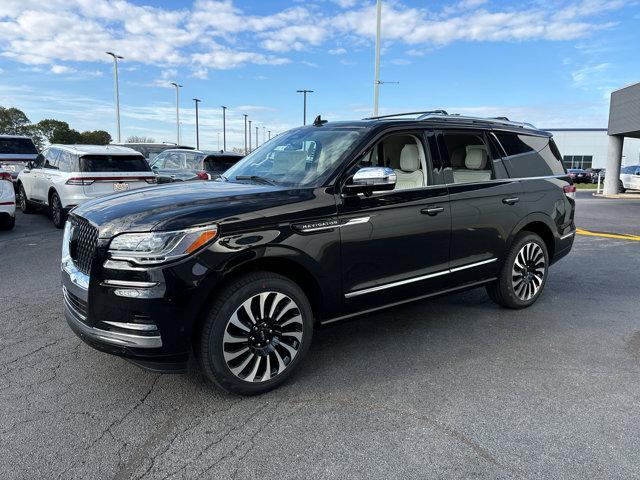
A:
[603,135,624,195]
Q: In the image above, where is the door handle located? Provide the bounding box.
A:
[421,206,444,216]
[502,197,520,205]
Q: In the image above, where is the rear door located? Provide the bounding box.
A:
[436,129,521,280]
[79,154,154,197]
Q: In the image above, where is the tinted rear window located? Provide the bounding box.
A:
[494,132,565,177]
[0,137,37,154]
[80,155,150,172]
[204,155,242,174]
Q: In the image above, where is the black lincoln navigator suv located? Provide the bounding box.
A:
[61,112,576,395]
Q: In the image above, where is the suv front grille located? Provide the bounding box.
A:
[70,216,98,275]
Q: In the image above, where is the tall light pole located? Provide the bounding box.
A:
[106,52,123,142]
[170,82,182,144]
[268,130,271,140]
[221,106,227,151]
[248,120,252,152]
[296,89,313,125]
[255,125,259,148]
[193,98,201,149]
[243,114,248,154]
[373,0,382,117]
[263,126,266,143]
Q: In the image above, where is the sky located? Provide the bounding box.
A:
[0,0,638,150]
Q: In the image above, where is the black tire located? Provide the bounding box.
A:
[618,180,626,193]
[0,215,15,231]
[18,184,34,214]
[49,191,66,229]
[486,232,549,309]
[197,271,314,395]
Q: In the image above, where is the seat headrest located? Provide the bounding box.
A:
[400,144,420,172]
[465,147,487,170]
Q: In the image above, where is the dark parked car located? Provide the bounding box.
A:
[585,167,604,183]
[112,143,194,163]
[61,112,576,395]
[150,149,244,183]
[0,135,38,186]
[567,168,589,183]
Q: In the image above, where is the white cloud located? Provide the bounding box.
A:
[50,65,75,74]
[328,47,347,55]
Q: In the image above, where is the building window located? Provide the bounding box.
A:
[562,155,593,169]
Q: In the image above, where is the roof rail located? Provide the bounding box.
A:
[362,110,448,120]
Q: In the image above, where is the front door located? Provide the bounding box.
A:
[338,130,451,312]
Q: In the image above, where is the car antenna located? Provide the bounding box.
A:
[313,115,328,126]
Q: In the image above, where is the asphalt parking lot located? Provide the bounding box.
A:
[1,191,639,480]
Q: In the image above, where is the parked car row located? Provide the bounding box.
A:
[5,143,244,228]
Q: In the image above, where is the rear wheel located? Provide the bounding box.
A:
[619,179,626,193]
[487,232,549,309]
[198,272,313,395]
[18,184,34,214]
[49,191,66,229]
[0,215,15,231]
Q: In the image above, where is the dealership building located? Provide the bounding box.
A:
[545,128,640,170]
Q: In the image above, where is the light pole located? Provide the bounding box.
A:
[170,82,182,144]
[193,98,201,149]
[243,114,248,154]
[106,52,123,142]
[296,89,314,125]
[221,106,227,151]
[255,126,259,148]
[268,130,271,140]
[373,0,382,116]
[263,126,266,143]
[248,120,252,152]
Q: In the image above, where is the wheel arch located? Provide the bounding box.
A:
[508,213,557,260]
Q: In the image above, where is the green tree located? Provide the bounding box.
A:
[50,125,83,144]
[79,130,112,145]
[35,119,70,142]
[0,106,32,135]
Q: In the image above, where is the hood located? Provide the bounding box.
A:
[72,180,316,238]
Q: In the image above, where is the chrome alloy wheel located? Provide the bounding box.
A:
[512,242,546,301]
[222,292,304,383]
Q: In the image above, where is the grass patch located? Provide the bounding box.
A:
[575,183,598,189]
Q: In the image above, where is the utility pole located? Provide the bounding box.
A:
[268,130,271,140]
[221,106,227,151]
[296,89,314,125]
[170,82,182,144]
[248,120,252,152]
[255,126,259,148]
[373,0,382,116]
[106,52,123,142]
[243,114,248,155]
[263,126,266,143]
[193,98,201,149]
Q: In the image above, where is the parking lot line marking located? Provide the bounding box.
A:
[576,228,640,241]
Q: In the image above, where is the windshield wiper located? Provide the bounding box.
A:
[235,175,277,186]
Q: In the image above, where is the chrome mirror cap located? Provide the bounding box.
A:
[347,167,396,193]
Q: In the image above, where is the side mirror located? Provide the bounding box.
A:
[345,167,396,194]
[26,161,34,169]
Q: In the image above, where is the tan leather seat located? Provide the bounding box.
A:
[394,144,424,190]
[452,146,492,183]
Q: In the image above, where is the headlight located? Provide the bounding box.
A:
[108,225,218,265]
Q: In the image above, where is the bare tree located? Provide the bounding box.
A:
[126,135,156,143]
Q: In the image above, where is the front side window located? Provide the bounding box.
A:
[353,133,429,190]
[43,148,60,169]
[224,127,365,187]
[439,132,495,184]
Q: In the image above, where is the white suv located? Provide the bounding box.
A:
[0,168,16,230]
[16,144,156,228]
[619,165,640,193]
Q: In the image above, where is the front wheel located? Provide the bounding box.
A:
[487,232,549,309]
[618,179,626,193]
[50,191,66,229]
[197,272,314,395]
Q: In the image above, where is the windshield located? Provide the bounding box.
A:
[152,151,205,170]
[224,127,364,187]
